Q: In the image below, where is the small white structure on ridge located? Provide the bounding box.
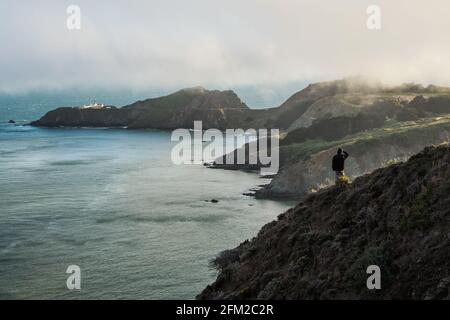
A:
[81,102,105,109]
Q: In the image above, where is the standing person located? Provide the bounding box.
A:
[332,148,349,183]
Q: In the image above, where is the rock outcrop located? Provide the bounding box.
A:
[198,144,450,299]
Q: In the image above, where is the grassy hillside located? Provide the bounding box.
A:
[257,115,450,198]
[281,116,450,163]
[199,144,450,300]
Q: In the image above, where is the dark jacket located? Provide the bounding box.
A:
[332,151,349,171]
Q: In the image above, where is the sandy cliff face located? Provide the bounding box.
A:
[198,144,450,300]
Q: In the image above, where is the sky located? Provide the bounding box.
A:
[1,0,450,105]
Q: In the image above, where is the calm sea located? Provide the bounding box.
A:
[0,94,293,299]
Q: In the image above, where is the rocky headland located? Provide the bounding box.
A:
[32,78,450,200]
[198,144,450,299]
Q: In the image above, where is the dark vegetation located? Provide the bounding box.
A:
[198,144,450,300]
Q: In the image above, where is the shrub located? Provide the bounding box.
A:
[338,175,351,185]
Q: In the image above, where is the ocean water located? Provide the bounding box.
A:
[0,97,293,299]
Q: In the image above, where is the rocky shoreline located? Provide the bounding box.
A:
[31,80,450,201]
[198,144,450,299]
[29,79,450,299]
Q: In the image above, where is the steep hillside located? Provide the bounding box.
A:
[270,78,448,130]
[198,144,450,299]
[123,87,250,129]
[210,115,450,199]
[276,78,450,131]
[260,78,387,129]
[31,87,253,130]
[286,94,403,130]
[258,116,450,198]
[31,78,450,131]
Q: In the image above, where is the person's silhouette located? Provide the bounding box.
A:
[332,148,349,183]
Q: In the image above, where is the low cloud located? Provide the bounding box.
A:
[1,0,450,94]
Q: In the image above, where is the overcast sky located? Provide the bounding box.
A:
[1,0,450,96]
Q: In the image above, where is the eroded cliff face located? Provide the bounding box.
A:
[257,118,450,199]
[198,144,450,300]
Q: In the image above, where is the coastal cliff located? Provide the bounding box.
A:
[32,79,450,199]
[29,106,131,128]
[208,86,450,199]
[198,144,450,299]
[31,79,450,131]
[31,87,253,130]
[256,116,450,199]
